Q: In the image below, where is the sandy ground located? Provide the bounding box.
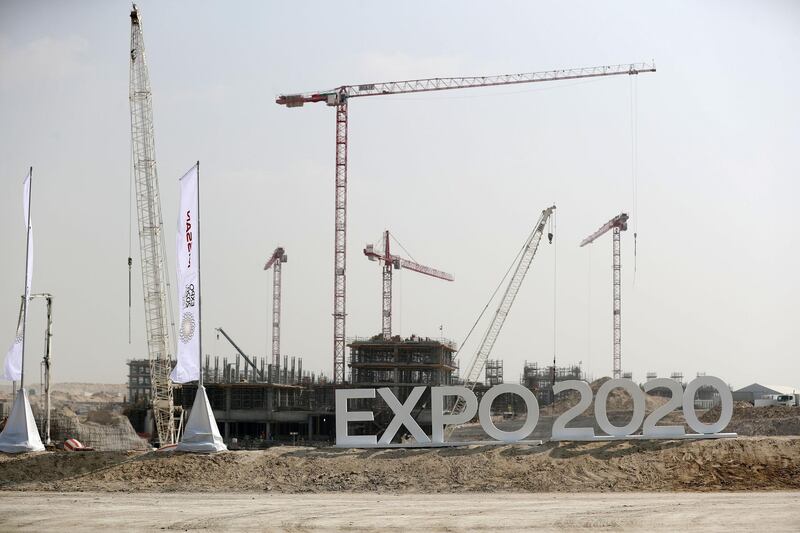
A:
[2,437,799,493]
[0,491,798,531]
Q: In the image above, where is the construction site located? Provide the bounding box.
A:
[1,1,799,531]
[0,2,796,451]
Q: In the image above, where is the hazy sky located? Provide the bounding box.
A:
[0,0,798,389]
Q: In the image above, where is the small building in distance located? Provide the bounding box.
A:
[127,359,152,405]
[733,383,799,404]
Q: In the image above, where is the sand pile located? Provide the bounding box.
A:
[0,437,798,493]
[702,403,800,436]
[546,377,668,416]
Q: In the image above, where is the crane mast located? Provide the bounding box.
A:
[364,231,454,340]
[276,62,655,384]
[129,4,174,445]
[580,212,629,379]
[264,247,287,367]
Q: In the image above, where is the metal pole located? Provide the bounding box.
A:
[43,295,52,445]
[196,161,203,388]
[612,227,622,379]
[20,167,32,391]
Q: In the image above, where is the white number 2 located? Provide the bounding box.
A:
[551,380,594,439]
[643,378,684,437]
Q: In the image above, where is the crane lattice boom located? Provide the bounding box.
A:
[129,4,174,446]
[463,206,555,386]
[444,206,555,438]
[580,213,629,247]
[276,61,655,383]
[277,62,656,106]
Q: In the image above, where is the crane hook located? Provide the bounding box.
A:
[547,232,554,244]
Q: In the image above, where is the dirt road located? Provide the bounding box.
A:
[1,491,798,531]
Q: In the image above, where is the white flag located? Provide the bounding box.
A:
[171,164,200,383]
[3,307,23,381]
[4,170,32,382]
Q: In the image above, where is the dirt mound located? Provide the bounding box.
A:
[702,404,800,436]
[546,377,668,415]
[1,437,798,493]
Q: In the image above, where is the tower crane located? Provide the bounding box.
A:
[364,231,453,340]
[580,212,629,379]
[264,247,287,368]
[129,4,175,445]
[276,62,655,383]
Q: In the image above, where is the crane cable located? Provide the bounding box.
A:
[630,75,639,286]
[550,210,557,392]
[389,232,419,264]
[128,134,134,345]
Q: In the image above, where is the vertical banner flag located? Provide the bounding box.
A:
[4,170,32,382]
[171,164,200,383]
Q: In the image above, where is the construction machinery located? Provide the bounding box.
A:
[30,293,53,446]
[264,247,288,367]
[580,212,629,379]
[129,4,175,445]
[364,231,453,340]
[215,327,264,381]
[447,206,556,434]
[276,62,655,383]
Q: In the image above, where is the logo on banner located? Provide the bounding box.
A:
[184,283,196,308]
[179,312,196,344]
[185,210,193,268]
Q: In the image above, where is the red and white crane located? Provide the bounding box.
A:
[264,247,287,368]
[364,231,453,340]
[580,212,629,379]
[276,61,656,383]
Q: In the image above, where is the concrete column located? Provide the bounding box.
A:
[308,416,313,440]
[224,387,232,440]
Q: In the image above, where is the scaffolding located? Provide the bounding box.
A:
[485,360,504,386]
[670,371,685,386]
[347,335,458,439]
[520,362,582,406]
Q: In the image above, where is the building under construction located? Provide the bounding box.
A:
[345,335,458,439]
[521,362,583,406]
[126,355,337,446]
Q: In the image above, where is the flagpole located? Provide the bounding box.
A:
[20,167,32,390]
[196,161,203,389]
